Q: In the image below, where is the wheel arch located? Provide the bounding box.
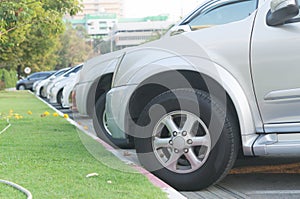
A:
[86,73,113,116]
[128,69,257,155]
[17,84,26,90]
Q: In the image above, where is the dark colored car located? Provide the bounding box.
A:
[16,71,55,90]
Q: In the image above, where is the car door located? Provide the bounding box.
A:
[27,73,40,87]
[251,0,300,131]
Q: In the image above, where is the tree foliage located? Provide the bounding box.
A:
[56,23,93,69]
[0,0,81,72]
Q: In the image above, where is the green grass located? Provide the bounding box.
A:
[0,91,166,199]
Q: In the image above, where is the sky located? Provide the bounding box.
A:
[123,0,202,21]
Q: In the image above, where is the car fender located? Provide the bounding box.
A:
[120,54,259,155]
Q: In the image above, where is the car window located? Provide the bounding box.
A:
[64,65,82,77]
[28,73,39,79]
[187,0,257,30]
[55,69,69,77]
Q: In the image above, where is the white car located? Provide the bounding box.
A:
[48,64,82,105]
[61,73,79,108]
[105,0,300,191]
[35,68,70,97]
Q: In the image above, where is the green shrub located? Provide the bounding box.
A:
[0,81,5,90]
[0,69,18,88]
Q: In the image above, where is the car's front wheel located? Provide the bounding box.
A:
[17,84,26,90]
[57,90,63,106]
[134,89,239,191]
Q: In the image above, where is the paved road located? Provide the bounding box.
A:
[50,101,300,199]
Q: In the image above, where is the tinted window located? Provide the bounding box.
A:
[29,73,38,79]
[188,0,257,27]
[64,65,82,77]
[55,69,69,77]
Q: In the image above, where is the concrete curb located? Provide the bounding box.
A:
[34,92,186,199]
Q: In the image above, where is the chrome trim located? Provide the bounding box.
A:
[253,133,300,156]
[264,88,300,101]
[264,122,300,133]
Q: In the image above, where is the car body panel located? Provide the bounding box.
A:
[74,49,127,116]
[106,0,300,156]
[61,73,79,108]
[107,15,262,153]
[251,0,300,124]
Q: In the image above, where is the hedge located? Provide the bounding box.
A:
[0,69,18,90]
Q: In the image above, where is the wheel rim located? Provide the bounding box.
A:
[152,110,211,173]
[19,85,25,90]
[102,110,112,136]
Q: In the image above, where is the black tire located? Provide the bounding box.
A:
[39,87,44,97]
[93,93,134,149]
[57,90,63,106]
[134,89,239,191]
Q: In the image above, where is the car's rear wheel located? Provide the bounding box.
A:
[93,93,134,149]
[134,89,239,191]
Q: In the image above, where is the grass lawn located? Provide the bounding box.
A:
[0,91,166,199]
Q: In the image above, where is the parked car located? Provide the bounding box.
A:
[41,67,72,98]
[73,50,131,148]
[61,73,79,109]
[48,64,83,105]
[16,71,55,90]
[104,0,300,191]
[35,67,71,97]
[32,79,43,93]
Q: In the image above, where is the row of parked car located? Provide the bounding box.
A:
[18,0,300,191]
[17,64,83,109]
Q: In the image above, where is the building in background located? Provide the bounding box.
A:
[113,16,173,50]
[66,14,172,53]
[64,1,173,53]
[85,13,117,37]
[67,0,123,20]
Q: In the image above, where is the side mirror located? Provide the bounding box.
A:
[168,25,191,36]
[267,0,299,26]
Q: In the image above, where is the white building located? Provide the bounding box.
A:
[113,16,173,49]
[71,0,123,19]
[85,13,117,36]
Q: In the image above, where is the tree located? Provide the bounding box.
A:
[56,23,93,69]
[0,0,81,72]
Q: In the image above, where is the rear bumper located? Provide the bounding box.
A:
[74,81,92,116]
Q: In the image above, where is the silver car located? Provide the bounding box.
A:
[73,49,133,148]
[105,0,300,191]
